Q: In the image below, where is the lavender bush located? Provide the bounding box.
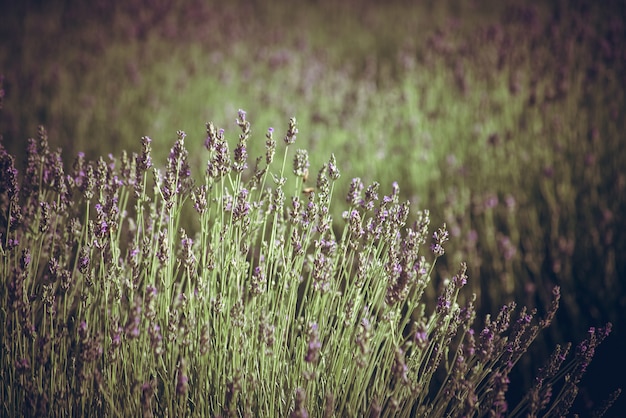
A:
[2,4,624,376]
[0,114,619,416]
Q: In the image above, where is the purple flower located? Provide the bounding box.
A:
[487,132,501,146]
[265,127,276,165]
[78,245,91,274]
[8,251,28,309]
[39,201,50,233]
[436,293,452,315]
[497,234,517,261]
[20,249,31,270]
[237,109,247,123]
[505,194,516,210]
[176,357,189,396]
[120,150,137,189]
[464,329,476,357]
[392,347,409,385]
[225,373,242,413]
[233,143,249,175]
[270,186,285,214]
[192,185,208,214]
[78,320,89,340]
[233,109,251,172]
[284,117,298,145]
[304,322,321,364]
[355,310,373,366]
[141,379,156,417]
[489,372,510,415]
[124,295,142,339]
[312,252,332,293]
[233,188,251,223]
[572,323,612,380]
[205,122,217,151]
[293,149,310,178]
[207,126,231,178]
[289,196,302,224]
[362,182,380,210]
[144,284,157,311]
[327,153,340,181]
[15,357,31,374]
[317,235,337,255]
[110,319,123,350]
[290,388,308,418]
[290,228,303,255]
[157,231,169,266]
[24,135,44,195]
[468,229,478,244]
[45,149,68,199]
[542,165,554,178]
[199,323,211,355]
[315,164,330,199]
[413,323,428,348]
[413,210,430,246]
[347,177,364,206]
[484,193,499,209]
[137,136,152,173]
[7,237,19,250]
[258,313,275,352]
[233,142,248,172]
[83,163,95,200]
[179,229,196,269]
[250,265,267,295]
[452,262,468,287]
[302,195,317,227]
[539,286,560,328]
[430,224,449,257]
[348,209,364,240]
[0,145,20,203]
[148,323,163,356]
[477,326,495,361]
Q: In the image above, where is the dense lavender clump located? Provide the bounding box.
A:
[0,117,620,417]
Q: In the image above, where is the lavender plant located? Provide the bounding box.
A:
[0,114,619,417]
[2,6,624,383]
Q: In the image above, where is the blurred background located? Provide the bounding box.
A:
[1,0,625,414]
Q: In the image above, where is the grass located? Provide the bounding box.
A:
[1,0,625,414]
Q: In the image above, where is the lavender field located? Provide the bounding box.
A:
[1,0,624,416]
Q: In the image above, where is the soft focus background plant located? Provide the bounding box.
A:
[1,0,624,414]
[0,118,618,416]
